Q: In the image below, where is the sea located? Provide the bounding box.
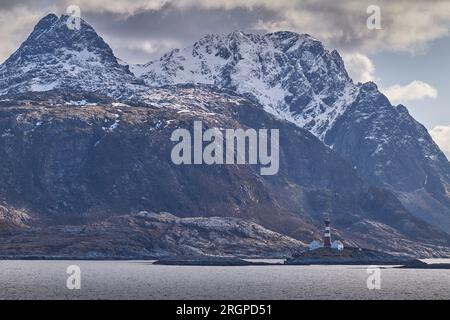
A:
[0,259,449,300]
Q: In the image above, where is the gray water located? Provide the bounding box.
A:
[0,260,449,300]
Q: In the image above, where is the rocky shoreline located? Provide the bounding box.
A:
[151,247,450,267]
[2,249,450,269]
[284,247,440,266]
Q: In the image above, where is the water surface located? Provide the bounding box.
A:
[0,260,449,299]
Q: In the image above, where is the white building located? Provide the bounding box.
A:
[331,240,344,251]
[308,240,323,251]
[309,240,344,251]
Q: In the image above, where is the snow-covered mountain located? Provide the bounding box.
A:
[326,82,450,230]
[1,14,450,253]
[0,14,144,100]
[135,31,358,140]
[134,31,450,233]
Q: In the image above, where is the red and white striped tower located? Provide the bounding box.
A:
[323,217,331,247]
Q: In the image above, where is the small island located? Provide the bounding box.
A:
[285,246,415,265]
[153,256,272,266]
[285,217,428,266]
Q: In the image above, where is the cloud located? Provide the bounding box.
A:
[383,81,438,104]
[342,53,376,83]
[61,0,165,16]
[105,37,183,63]
[0,1,276,63]
[1,0,450,63]
[430,125,450,159]
[248,0,450,54]
[0,0,450,54]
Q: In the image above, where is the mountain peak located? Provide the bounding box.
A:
[33,13,58,31]
[267,30,313,40]
[28,13,95,41]
[18,13,106,56]
[0,13,140,98]
[136,29,355,138]
[229,30,246,37]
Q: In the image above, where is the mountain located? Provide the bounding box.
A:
[0,14,144,100]
[135,31,450,233]
[325,82,450,230]
[1,86,449,257]
[0,15,450,257]
[134,31,357,140]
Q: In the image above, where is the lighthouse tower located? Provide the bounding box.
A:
[323,217,331,247]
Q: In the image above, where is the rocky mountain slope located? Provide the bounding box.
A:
[325,82,450,230]
[135,31,450,233]
[0,87,449,257]
[0,211,306,259]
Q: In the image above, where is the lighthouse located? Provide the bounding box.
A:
[308,216,344,251]
[323,217,331,247]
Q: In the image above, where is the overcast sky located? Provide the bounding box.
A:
[1,0,450,154]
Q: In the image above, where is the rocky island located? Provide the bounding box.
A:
[285,247,416,265]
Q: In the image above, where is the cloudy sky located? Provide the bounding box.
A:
[1,0,450,154]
